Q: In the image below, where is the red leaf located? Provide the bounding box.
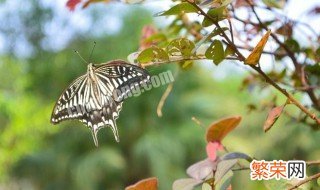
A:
[66,0,82,11]
[206,141,224,161]
[125,177,158,190]
[206,116,242,142]
[263,105,285,132]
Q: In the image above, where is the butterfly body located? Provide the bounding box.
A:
[51,60,150,146]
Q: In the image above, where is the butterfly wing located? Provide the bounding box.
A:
[51,74,88,124]
[86,60,150,145]
[95,60,151,102]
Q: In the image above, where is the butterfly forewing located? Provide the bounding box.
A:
[51,60,150,146]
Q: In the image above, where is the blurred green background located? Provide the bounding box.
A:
[0,1,319,190]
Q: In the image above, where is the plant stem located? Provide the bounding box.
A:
[287,172,320,190]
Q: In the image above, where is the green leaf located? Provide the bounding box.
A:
[156,2,198,16]
[179,60,193,70]
[201,183,212,190]
[202,6,227,27]
[284,38,300,53]
[221,0,235,7]
[262,0,285,9]
[215,170,233,190]
[205,40,225,65]
[137,46,169,63]
[166,38,195,58]
[264,178,310,190]
[214,159,238,185]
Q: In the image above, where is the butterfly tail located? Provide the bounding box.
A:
[109,120,120,143]
[91,127,99,147]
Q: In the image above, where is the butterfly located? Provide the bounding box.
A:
[51,60,150,146]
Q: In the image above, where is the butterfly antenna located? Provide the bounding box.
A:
[74,50,88,64]
[88,41,96,63]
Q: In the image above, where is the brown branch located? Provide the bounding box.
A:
[141,55,238,67]
[307,160,320,166]
[185,0,320,125]
[287,172,320,190]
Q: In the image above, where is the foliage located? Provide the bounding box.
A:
[0,0,320,190]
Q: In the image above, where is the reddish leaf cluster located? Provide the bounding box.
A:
[66,0,81,11]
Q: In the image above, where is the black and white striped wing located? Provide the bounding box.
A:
[51,72,123,146]
[95,60,151,102]
[51,74,87,124]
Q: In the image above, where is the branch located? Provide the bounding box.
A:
[185,0,320,125]
[141,55,238,67]
[246,1,320,111]
[287,172,320,190]
[307,160,320,166]
[157,83,173,117]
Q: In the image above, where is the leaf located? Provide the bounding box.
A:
[127,52,140,64]
[172,178,203,190]
[205,40,225,65]
[66,0,81,11]
[245,30,271,65]
[214,159,238,185]
[263,105,285,132]
[166,38,195,58]
[156,3,198,16]
[206,116,242,142]
[82,0,110,9]
[187,159,217,180]
[215,171,233,190]
[284,38,300,53]
[264,178,310,190]
[202,6,227,27]
[202,183,212,190]
[262,0,285,9]
[275,23,292,37]
[125,177,158,190]
[137,46,169,64]
[220,152,253,162]
[224,45,235,57]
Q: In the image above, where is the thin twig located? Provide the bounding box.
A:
[307,160,320,166]
[157,83,174,117]
[287,172,320,190]
[191,116,206,128]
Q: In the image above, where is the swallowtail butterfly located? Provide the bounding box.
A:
[51,60,150,146]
